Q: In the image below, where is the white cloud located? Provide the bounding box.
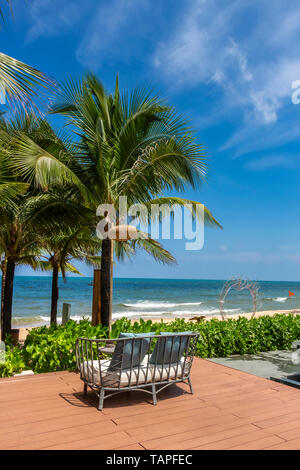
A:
[153,0,240,86]
[75,0,150,68]
[202,251,280,264]
[279,246,300,252]
[26,0,85,42]
[284,254,300,263]
[201,250,300,264]
[244,155,297,171]
[154,0,300,130]
[22,0,300,161]
[219,244,228,252]
[24,0,149,68]
[225,39,252,82]
[220,114,300,157]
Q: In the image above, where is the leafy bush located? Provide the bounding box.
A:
[2,314,300,377]
[22,318,108,373]
[112,314,300,357]
[0,345,26,377]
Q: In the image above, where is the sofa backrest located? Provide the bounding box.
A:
[76,332,199,388]
[149,332,194,365]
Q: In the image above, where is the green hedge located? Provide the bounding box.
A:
[1,314,300,377]
[0,345,25,377]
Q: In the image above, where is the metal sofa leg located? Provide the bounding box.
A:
[187,376,194,394]
[83,383,87,395]
[152,384,157,406]
[98,389,105,411]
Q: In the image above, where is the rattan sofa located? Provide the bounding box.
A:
[76,332,199,410]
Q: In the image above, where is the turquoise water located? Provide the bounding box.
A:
[4,276,300,328]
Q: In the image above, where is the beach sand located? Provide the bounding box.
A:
[11,308,300,343]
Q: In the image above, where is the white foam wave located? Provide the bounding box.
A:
[39,315,91,322]
[122,300,203,309]
[173,308,240,316]
[12,306,242,327]
[264,296,289,302]
[112,308,240,319]
[113,311,169,319]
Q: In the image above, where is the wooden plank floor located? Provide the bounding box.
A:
[1,358,300,450]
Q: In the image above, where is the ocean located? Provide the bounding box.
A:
[4,277,300,328]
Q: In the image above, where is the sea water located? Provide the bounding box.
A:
[4,277,300,328]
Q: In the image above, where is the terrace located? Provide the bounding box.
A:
[1,358,300,450]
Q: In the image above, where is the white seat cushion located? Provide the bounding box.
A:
[80,355,188,387]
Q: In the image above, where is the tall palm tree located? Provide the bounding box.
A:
[0,201,40,341]
[0,112,90,339]
[38,226,102,324]
[0,124,30,328]
[0,242,43,329]
[0,189,70,340]
[12,74,221,330]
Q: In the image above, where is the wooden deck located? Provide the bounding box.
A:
[1,358,300,450]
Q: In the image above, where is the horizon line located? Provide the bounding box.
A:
[4,274,300,283]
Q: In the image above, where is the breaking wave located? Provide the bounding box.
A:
[264,297,288,302]
[121,300,203,309]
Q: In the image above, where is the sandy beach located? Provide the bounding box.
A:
[12,308,300,343]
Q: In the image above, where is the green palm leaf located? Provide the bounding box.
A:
[146,197,222,229]
[0,182,29,206]
[0,53,53,113]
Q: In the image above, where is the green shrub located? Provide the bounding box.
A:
[22,318,108,373]
[0,345,26,378]
[2,313,300,377]
[113,314,300,357]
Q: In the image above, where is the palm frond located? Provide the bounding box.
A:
[146,197,222,229]
[0,182,29,206]
[33,259,52,271]
[84,255,102,267]
[12,133,91,200]
[64,261,82,275]
[0,53,54,113]
[130,233,176,265]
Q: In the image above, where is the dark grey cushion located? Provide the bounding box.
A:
[108,333,151,371]
[149,332,193,365]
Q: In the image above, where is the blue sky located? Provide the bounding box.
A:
[2,0,300,281]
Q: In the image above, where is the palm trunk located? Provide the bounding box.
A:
[100,238,113,331]
[1,257,15,342]
[50,263,59,325]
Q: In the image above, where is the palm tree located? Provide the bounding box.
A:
[12,74,221,330]
[0,182,92,340]
[0,202,41,341]
[0,188,66,340]
[0,112,90,339]
[0,128,30,327]
[0,241,42,330]
[38,226,102,324]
